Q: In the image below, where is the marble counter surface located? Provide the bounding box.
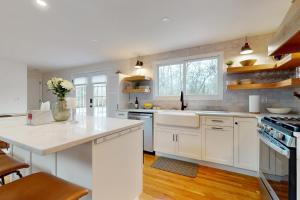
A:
[119,109,300,119]
[0,116,143,155]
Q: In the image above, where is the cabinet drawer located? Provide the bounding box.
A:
[205,126,233,132]
[205,116,233,127]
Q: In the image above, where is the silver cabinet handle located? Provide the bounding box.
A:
[176,134,178,142]
[212,120,223,123]
[211,127,224,130]
[172,134,175,142]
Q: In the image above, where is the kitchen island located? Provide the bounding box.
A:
[0,116,144,200]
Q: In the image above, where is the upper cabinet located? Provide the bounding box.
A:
[268,0,300,56]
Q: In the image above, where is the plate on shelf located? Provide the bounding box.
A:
[266,108,292,114]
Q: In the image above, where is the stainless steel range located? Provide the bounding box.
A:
[258,116,297,200]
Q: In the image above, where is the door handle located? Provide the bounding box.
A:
[173,134,175,142]
[176,134,178,142]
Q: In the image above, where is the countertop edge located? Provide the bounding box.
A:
[1,121,144,155]
[118,109,300,119]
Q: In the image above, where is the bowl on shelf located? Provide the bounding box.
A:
[240,59,257,66]
[266,108,292,114]
[240,79,253,84]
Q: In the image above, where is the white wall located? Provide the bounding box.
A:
[0,60,27,114]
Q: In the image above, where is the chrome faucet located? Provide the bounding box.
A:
[180,91,187,110]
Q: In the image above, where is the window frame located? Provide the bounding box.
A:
[153,52,224,101]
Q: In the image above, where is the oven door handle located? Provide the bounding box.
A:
[258,133,290,158]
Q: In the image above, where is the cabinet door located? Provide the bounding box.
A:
[204,126,234,166]
[154,127,176,155]
[177,133,201,160]
[234,118,258,171]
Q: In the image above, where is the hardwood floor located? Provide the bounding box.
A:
[140,154,263,200]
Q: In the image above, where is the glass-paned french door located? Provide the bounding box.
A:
[73,73,107,117]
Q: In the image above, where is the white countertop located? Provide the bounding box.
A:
[119,109,300,119]
[0,116,143,155]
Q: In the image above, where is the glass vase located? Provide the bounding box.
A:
[52,98,70,122]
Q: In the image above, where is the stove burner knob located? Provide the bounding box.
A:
[277,133,285,141]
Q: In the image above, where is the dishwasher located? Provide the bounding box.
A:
[128,112,154,153]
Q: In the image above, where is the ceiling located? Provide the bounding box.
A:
[0,0,291,71]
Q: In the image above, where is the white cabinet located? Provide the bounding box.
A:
[177,133,202,160]
[204,126,234,166]
[155,127,176,155]
[154,126,202,160]
[233,117,258,171]
[155,115,259,172]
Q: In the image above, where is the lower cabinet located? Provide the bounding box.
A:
[203,126,234,166]
[154,128,176,155]
[177,133,202,160]
[155,116,259,172]
[234,117,258,171]
[154,127,202,160]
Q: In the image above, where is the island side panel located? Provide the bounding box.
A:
[56,142,93,191]
[92,126,143,200]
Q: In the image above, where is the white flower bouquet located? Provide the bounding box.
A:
[47,77,74,100]
[47,77,74,121]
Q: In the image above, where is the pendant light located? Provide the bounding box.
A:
[134,57,143,69]
[240,36,253,55]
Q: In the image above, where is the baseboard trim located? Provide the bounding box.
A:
[155,152,258,177]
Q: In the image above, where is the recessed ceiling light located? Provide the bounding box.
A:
[36,0,48,8]
[91,40,98,43]
[161,17,171,23]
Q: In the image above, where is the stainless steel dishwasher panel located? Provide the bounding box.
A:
[128,112,153,153]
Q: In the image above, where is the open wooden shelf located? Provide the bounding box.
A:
[122,88,151,93]
[227,78,300,90]
[276,53,300,70]
[226,64,275,74]
[123,75,152,82]
[226,53,300,74]
[269,30,300,56]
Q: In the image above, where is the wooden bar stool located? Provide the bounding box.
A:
[0,172,89,200]
[0,141,9,150]
[0,154,29,185]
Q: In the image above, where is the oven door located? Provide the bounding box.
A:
[258,131,295,200]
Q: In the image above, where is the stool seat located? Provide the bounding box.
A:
[0,141,9,149]
[0,172,89,200]
[0,155,29,177]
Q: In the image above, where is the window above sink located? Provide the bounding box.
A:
[154,52,223,101]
